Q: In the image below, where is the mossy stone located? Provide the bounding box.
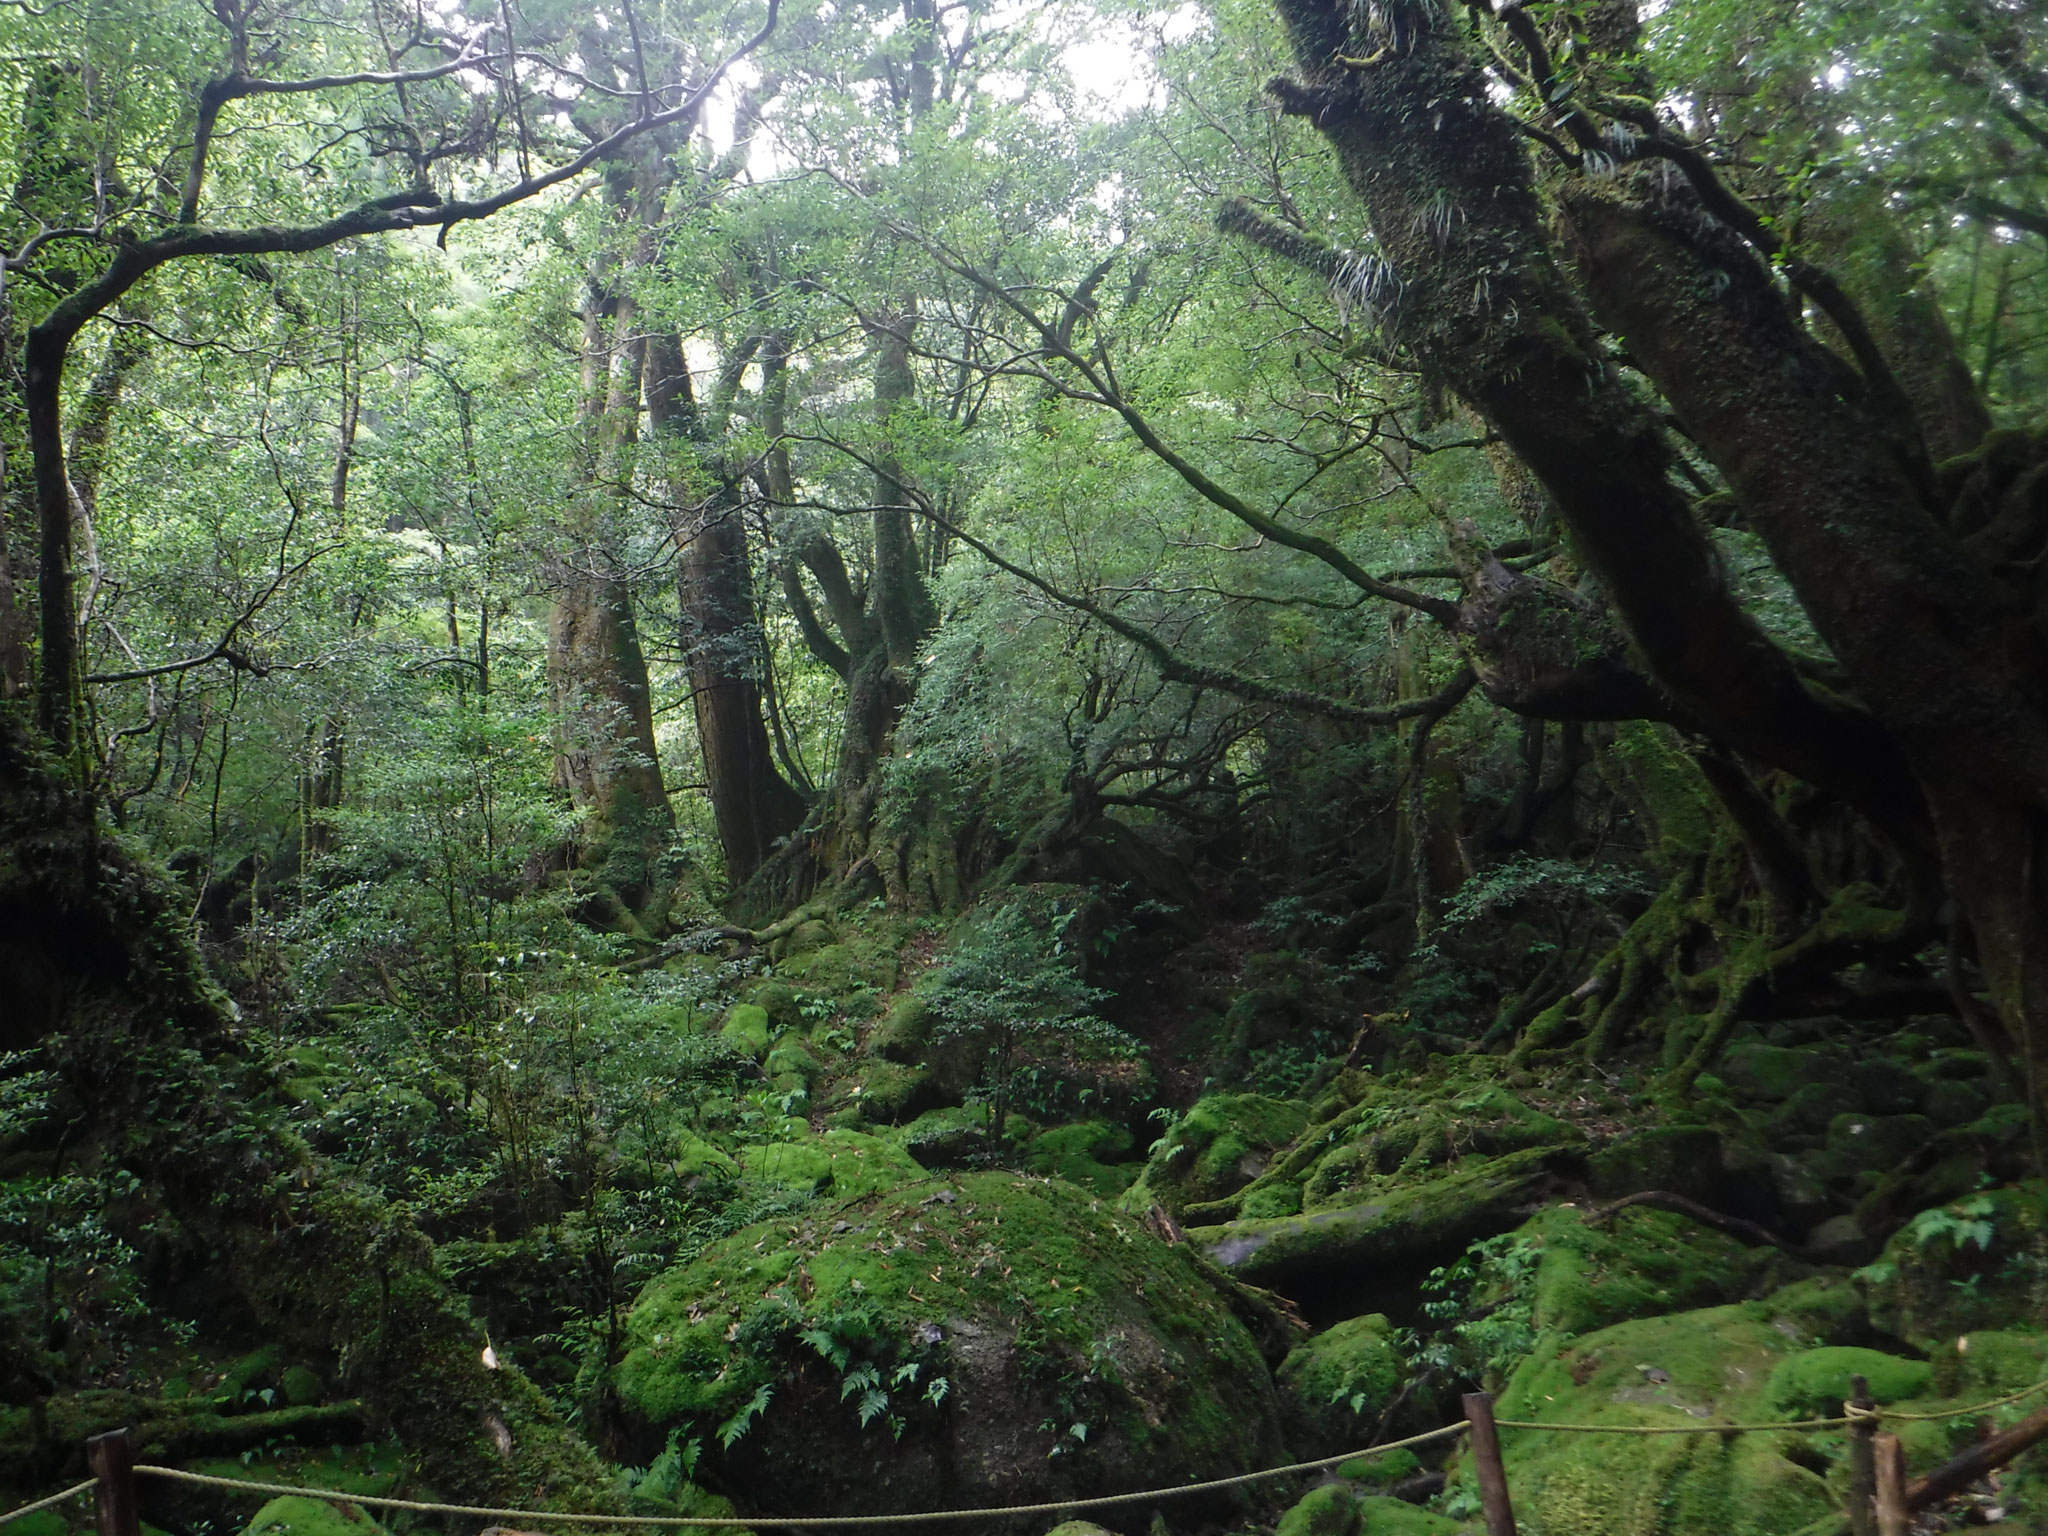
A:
[1850,1058,1925,1116]
[1770,1081,1859,1137]
[1585,1127,1722,1203]
[721,1004,772,1058]
[1041,1525,1117,1536]
[766,1035,823,1086]
[1485,1305,1832,1535]
[750,981,803,1032]
[1760,1276,1869,1346]
[868,994,933,1063]
[1276,1482,1360,1536]
[1923,1079,1989,1129]
[615,1172,1286,1520]
[243,1497,384,1536]
[1241,1182,1304,1219]
[852,1060,942,1124]
[1719,1043,1834,1103]
[676,1130,740,1182]
[1278,1314,1402,1456]
[745,1131,920,1199]
[1027,1121,1139,1196]
[1521,1204,1763,1337]
[890,1105,989,1167]
[1863,1184,2048,1346]
[1337,1448,1419,1487]
[278,1364,324,1407]
[1822,1113,1933,1176]
[1766,1347,1930,1419]
[1138,1093,1312,1211]
[1356,1496,1470,1535]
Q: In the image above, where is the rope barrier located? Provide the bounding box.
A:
[0,1482,94,1528]
[127,1422,1473,1529]
[4,1373,2042,1531]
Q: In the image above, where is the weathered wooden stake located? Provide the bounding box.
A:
[1873,1431,1908,1536]
[86,1428,140,1536]
[1846,1373,1877,1536]
[1462,1391,1519,1536]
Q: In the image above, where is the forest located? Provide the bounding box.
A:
[3,0,2048,1529]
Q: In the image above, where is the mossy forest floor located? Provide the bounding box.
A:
[6,895,2047,1536]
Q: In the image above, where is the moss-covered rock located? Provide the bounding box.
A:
[1276,1482,1360,1536]
[1277,1314,1402,1456]
[242,1497,384,1536]
[849,1060,943,1124]
[1484,1306,1833,1536]
[1584,1128,1723,1204]
[1520,1205,1767,1337]
[614,1173,1286,1521]
[675,1130,740,1183]
[1130,1093,1311,1214]
[1719,1043,1839,1103]
[1766,1346,1930,1419]
[1026,1121,1138,1196]
[1193,1146,1580,1291]
[720,1004,771,1058]
[868,994,933,1063]
[1861,1183,2048,1346]
[743,1131,923,1199]
[1355,1496,1471,1535]
[765,1034,823,1086]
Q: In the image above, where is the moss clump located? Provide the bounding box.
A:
[743,1131,922,1199]
[868,994,933,1063]
[278,1365,324,1407]
[721,1004,771,1057]
[848,1060,942,1124]
[1483,1306,1832,1536]
[1861,1184,2048,1347]
[1276,1482,1360,1536]
[1026,1121,1138,1196]
[1356,1496,1471,1535]
[675,1130,740,1182]
[765,1034,823,1086]
[614,1172,1285,1519]
[1520,1205,1765,1337]
[1278,1314,1402,1456]
[1767,1347,1930,1419]
[243,1497,384,1536]
[1126,1093,1311,1213]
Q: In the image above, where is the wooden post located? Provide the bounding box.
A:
[1845,1373,1877,1536]
[86,1428,140,1536]
[1873,1432,1907,1536]
[1462,1391,1519,1536]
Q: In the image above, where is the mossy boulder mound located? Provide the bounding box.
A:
[720,1004,771,1057]
[614,1172,1286,1521]
[1766,1346,1930,1419]
[243,1498,385,1536]
[1277,1313,1403,1456]
[1127,1093,1310,1213]
[1861,1184,2048,1347]
[1276,1482,1360,1536]
[741,1130,922,1198]
[1483,1305,1834,1536]
[1520,1204,1769,1337]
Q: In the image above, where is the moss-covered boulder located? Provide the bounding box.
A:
[1861,1183,2048,1346]
[614,1173,1286,1522]
[1354,1495,1470,1535]
[1192,1146,1580,1292]
[1483,1306,1833,1536]
[720,1004,771,1058]
[867,993,933,1063]
[1026,1121,1138,1196]
[1128,1093,1311,1214]
[243,1497,384,1536]
[1276,1482,1360,1536]
[1766,1346,1930,1419]
[1277,1314,1403,1456]
[1296,1088,1577,1216]
[742,1131,922,1199]
[1519,1205,1769,1337]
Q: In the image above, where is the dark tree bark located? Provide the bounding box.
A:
[1259,0,2048,1141]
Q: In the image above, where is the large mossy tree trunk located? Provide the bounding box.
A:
[1259,0,2048,1130]
[546,189,675,918]
[644,329,808,886]
[0,712,618,1506]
